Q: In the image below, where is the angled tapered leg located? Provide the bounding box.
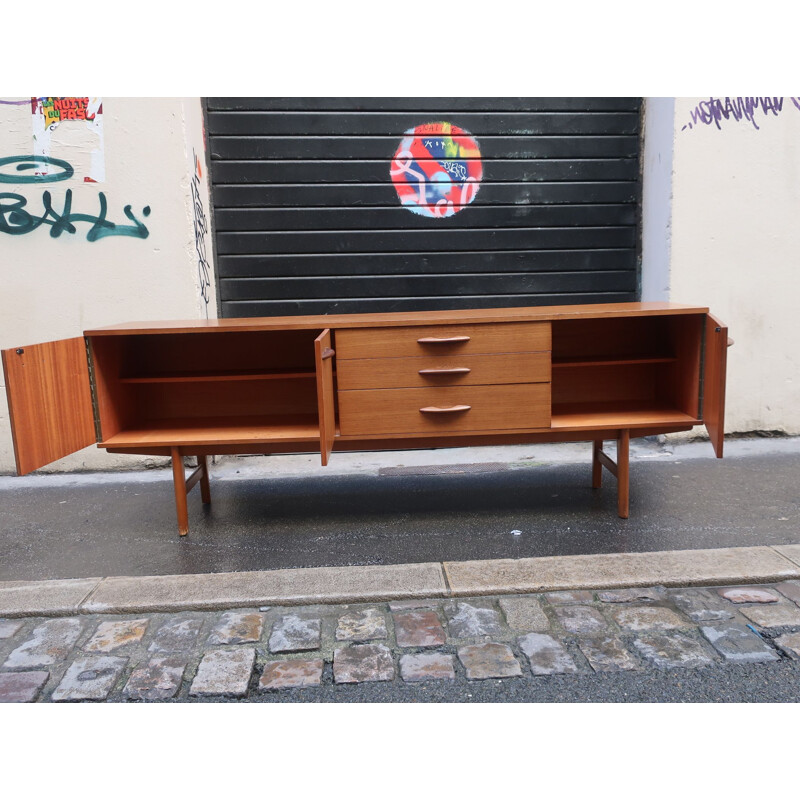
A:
[617,429,630,519]
[171,447,189,536]
[199,455,211,504]
[592,440,603,489]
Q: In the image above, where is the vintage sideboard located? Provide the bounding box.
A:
[2,302,730,535]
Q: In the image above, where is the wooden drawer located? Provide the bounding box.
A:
[337,351,550,391]
[336,322,550,360]
[338,383,551,436]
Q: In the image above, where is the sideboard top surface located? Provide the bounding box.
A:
[85,302,710,337]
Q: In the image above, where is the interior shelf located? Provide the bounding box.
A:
[552,356,677,368]
[120,370,316,383]
[551,402,699,430]
[101,415,322,447]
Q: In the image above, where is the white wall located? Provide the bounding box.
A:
[665,97,800,435]
[640,98,674,303]
[0,97,216,473]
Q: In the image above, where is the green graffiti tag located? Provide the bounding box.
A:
[0,190,151,240]
[0,154,74,183]
[0,156,150,241]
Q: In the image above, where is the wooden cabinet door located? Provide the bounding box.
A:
[2,338,96,475]
[703,314,728,458]
[314,329,336,466]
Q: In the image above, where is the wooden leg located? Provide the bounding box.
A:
[199,455,211,504]
[592,440,603,489]
[592,432,631,518]
[617,429,630,519]
[171,447,190,536]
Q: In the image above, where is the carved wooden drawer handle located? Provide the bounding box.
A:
[419,405,472,413]
[417,336,471,344]
[418,367,471,375]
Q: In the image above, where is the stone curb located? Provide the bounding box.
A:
[1,545,799,618]
[443,546,800,596]
[0,578,102,618]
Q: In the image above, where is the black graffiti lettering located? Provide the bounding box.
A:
[190,152,212,313]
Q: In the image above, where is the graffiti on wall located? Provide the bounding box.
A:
[0,155,150,241]
[681,97,800,131]
[391,122,482,218]
[31,97,105,182]
[190,149,212,317]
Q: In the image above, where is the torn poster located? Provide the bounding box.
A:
[31,97,105,182]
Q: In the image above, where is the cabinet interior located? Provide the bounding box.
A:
[550,315,703,426]
[90,330,327,445]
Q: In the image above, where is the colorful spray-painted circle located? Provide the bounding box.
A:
[391,122,482,218]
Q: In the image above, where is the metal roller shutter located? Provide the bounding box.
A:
[206,98,641,317]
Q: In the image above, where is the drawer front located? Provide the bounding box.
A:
[336,322,550,360]
[337,351,550,391]
[338,383,551,436]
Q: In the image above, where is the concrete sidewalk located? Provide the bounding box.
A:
[2,543,800,618]
[1,436,799,582]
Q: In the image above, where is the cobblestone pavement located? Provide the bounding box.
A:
[3,581,800,702]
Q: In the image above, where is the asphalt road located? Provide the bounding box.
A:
[1,443,798,581]
[239,659,800,703]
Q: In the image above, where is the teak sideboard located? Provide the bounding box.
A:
[2,302,730,535]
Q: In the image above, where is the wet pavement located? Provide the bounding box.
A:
[1,437,798,582]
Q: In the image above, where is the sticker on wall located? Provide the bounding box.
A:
[391,122,482,218]
[31,97,105,182]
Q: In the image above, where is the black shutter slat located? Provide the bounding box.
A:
[212,182,638,207]
[220,271,636,300]
[208,97,641,112]
[208,112,640,137]
[211,135,640,161]
[214,204,637,231]
[217,250,637,278]
[211,158,639,184]
[216,227,636,256]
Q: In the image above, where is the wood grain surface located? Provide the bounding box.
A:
[337,351,551,391]
[84,303,708,336]
[336,321,551,359]
[338,383,551,436]
[2,338,96,474]
[703,313,729,458]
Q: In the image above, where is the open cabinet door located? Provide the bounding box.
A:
[314,329,336,466]
[2,338,96,475]
[703,314,729,458]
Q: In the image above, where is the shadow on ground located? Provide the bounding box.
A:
[1,451,798,581]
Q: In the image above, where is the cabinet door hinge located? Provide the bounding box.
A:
[84,337,103,443]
